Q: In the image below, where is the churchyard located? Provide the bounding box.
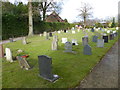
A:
[1,28,118,88]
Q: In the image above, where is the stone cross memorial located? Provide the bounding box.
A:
[38,55,59,82]
[0,44,4,58]
[97,39,104,48]
[62,38,68,43]
[22,37,27,45]
[103,35,108,43]
[72,39,78,45]
[82,36,88,46]
[5,48,13,62]
[52,35,58,50]
[92,35,98,42]
[83,45,92,55]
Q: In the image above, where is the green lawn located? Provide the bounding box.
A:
[2,29,118,88]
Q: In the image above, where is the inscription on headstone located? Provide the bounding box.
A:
[38,55,59,82]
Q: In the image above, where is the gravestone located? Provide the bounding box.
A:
[83,45,92,55]
[107,30,110,33]
[9,38,13,42]
[64,42,74,53]
[0,44,4,58]
[43,32,47,37]
[109,34,114,40]
[62,38,68,43]
[64,30,66,33]
[91,28,94,32]
[5,48,13,62]
[72,39,78,45]
[58,31,61,34]
[92,35,98,42]
[16,56,31,70]
[22,37,27,45]
[46,33,50,40]
[103,35,108,43]
[114,32,118,37]
[97,39,104,47]
[49,32,53,37]
[38,55,59,82]
[72,31,75,34]
[82,36,88,46]
[52,35,58,50]
[77,29,80,32]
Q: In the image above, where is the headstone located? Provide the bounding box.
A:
[64,42,73,53]
[72,31,75,34]
[52,35,58,50]
[72,39,78,45]
[49,32,53,37]
[114,32,118,37]
[109,34,114,40]
[58,31,61,34]
[91,28,94,32]
[82,36,88,46]
[46,33,50,40]
[103,36,108,43]
[64,30,66,33]
[113,31,116,34]
[107,30,110,33]
[116,27,119,30]
[38,55,59,82]
[83,45,92,55]
[62,38,68,43]
[92,35,98,42]
[0,44,4,58]
[97,39,104,47]
[43,32,47,37]
[16,56,31,70]
[9,38,13,42]
[5,48,13,62]
[40,34,43,36]
[22,37,27,45]
[77,29,80,32]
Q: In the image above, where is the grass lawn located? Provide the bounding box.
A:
[2,29,118,88]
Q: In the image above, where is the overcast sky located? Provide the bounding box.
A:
[8,0,119,23]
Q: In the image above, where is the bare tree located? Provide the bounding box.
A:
[77,2,93,28]
[28,0,33,36]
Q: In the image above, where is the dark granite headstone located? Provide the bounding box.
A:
[64,30,66,33]
[103,36,108,43]
[92,35,98,42]
[38,55,59,82]
[83,45,92,55]
[91,28,94,32]
[109,34,114,40]
[49,32,53,37]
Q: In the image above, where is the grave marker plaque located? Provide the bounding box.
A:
[38,55,59,82]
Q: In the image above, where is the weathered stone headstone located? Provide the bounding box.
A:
[49,32,53,37]
[43,32,47,37]
[22,37,27,45]
[52,35,58,50]
[5,48,13,62]
[72,39,78,45]
[92,35,98,42]
[62,38,68,43]
[83,45,92,55]
[46,33,50,40]
[0,44,4,58]
[82,36,88,46]
[72,31,75,34]
[64,42,74,53]
[103,36,108,43]
[109,34,114,40]
[97,39,104,47]
[9,38,13,42]
[38,55,59,82]
[16,56,31,70]
[107,30,110,33]
[58,31,61,34]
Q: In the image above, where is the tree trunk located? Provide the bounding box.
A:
[28,0,33,36]
[43,9,46,22]
[84,17,86,28]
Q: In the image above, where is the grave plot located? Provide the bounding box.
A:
[2,28,118,88]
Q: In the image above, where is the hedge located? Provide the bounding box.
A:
[2,14,75,40]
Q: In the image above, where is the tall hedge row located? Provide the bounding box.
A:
[2,15,75,40]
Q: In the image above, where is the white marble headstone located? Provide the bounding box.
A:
[62,38,68,43]
[58,31,61,34]
[5,48,13,62]
[107,30,110,33]
[72,31,76,34]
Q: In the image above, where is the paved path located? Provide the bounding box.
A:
[77,41,118,88]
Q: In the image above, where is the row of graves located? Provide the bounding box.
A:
[0,27,118,83]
